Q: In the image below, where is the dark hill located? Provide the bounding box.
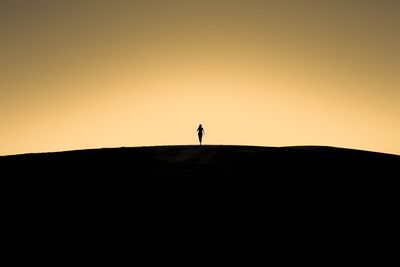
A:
[1,145,398,177]
[2,145,398,243]
[2,144,399,219]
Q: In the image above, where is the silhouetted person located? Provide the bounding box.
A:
[197,124,205,145]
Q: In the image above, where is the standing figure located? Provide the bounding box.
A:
[197,124,205,145]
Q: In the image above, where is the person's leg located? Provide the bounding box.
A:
[198,134,202,145]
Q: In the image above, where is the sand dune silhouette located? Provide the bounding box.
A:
[3,145,398,232]
[1,145,398,177]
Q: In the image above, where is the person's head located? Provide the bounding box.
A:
[199,124,202,127]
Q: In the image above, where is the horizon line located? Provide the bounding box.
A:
[1,144,399,157]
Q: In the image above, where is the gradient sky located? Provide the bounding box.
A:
[1,0,399,155]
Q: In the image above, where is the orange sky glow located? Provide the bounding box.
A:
[1,0,399,155]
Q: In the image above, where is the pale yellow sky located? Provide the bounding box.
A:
[1,0,399,155]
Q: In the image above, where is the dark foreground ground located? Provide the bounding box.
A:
[1,145,398,177]
[2,145,398,253]
[2,145,398,218]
